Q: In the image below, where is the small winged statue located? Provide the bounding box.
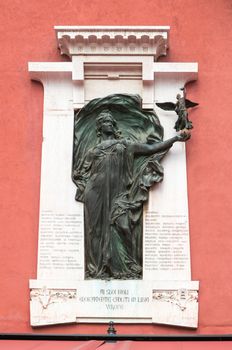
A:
[156,87,199,132]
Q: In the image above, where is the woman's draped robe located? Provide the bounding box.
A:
[73,94,167,279]
[81,139,140,278]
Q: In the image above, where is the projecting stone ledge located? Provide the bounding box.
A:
[55,26,169,60]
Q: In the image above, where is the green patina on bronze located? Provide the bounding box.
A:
[72,94,189,280]
[156,87,198,132]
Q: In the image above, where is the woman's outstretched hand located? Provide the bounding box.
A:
[176,131,191,142]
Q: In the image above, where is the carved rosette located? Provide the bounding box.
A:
[55,26,169,60]
[152,289,198,312]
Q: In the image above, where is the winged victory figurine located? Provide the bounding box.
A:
[156,87,199,132]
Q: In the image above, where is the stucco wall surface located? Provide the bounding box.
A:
[0,0,232,335]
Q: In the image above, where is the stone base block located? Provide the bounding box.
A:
[30,279,199,328]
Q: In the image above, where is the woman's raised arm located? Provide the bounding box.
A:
[131,132,191,156]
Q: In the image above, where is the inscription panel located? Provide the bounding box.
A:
[143,211,190,280]
[38,210,84,280]
[76,280,151,319]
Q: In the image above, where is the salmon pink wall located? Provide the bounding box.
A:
[0,0,232,335]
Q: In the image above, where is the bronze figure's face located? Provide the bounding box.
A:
[100,115,114,134]
[96,111,119,138]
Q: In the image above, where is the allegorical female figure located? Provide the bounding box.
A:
[72,94,190,280]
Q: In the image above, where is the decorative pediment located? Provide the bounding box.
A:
[55,26,169,60]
